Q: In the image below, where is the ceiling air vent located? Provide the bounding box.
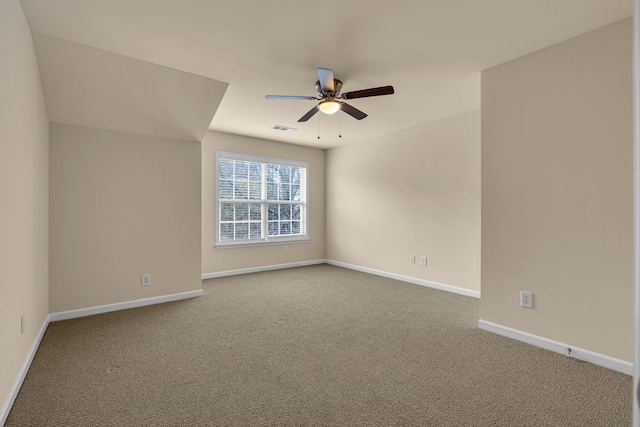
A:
[271,125,297,132]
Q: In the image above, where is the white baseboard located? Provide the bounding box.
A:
[478,319,633,375]
[326,260,481,299]
[203,260,480,300]
[49,289,203,322]
[201,259,328,280]
[1,315,50,427]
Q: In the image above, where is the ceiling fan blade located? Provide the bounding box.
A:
[342,85,395,100]
[298,105,320,122]
[265,95,317,100]
[341,102,368,120]
[317,68,335,92]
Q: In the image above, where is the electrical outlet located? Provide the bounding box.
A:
[284,245,289,253]
[421,256,427,266]
[410,255,415,264]
[20,315,25,334]
[520,291,533,309]
[141,274,151,287]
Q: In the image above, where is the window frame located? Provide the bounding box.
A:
[215,151,309,248]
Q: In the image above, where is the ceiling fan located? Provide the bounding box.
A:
[265,68,394,123]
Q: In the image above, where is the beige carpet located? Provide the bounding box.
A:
[6,265,632,426]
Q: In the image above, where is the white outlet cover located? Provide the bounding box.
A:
[421,256,427,266]
[141,274,151,286]
[520,291,533,308]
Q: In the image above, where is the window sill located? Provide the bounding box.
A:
[215,237,309,249]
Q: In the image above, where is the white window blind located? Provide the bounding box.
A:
[216,151,308,247]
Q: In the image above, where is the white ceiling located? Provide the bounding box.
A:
[20,0,633,149]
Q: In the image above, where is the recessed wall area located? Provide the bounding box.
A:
[480,18,633,361]
[201,131,326,275]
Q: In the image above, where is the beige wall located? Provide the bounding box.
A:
[0,0,50,416]
[49,124,202,313]
[481,18,633,361]
[325,110,481,292]
[202,131,325,274]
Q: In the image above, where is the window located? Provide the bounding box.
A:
[216,151,308,247]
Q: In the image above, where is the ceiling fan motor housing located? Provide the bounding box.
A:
[316,79,343,97]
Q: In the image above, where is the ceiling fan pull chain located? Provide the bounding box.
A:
[317,114,320,140]
[339,108,342,138]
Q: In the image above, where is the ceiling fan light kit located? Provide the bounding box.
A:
[318,98,341,114]
[265,68,394,123]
